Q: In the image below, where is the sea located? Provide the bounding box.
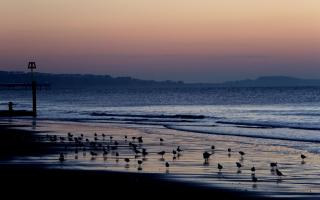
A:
[2,86,320,197]
[2,86,320,146]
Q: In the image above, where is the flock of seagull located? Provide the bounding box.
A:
[46,132,308,183]
[202,146,298,182]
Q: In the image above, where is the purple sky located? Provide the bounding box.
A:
[0,1,319,83]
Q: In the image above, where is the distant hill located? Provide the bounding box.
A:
[0,71,320,88]
[216,76,320,87]
[0,71,184,88]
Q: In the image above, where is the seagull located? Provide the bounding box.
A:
[172,150,177,156]
[50,135,58,142]
[158,151,166,158]
[239,151,245,156]
[203,151,211,163]
[59,153,65,162]
[134,149,141,155]
[90,151,98,157]
[236,162,242,168]
[251,166,256,174]
[165,162,170,168]
[177,146,183,153]
[138,137,143,143]
[160,138,164,142]
[301,154,306,160]
[218,163,223,171]
[276,169,284,177]
[142,148,148,157]
[270,162,277,168]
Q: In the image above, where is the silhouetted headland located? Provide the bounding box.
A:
[2,71,320,88]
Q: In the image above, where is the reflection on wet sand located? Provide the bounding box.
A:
[6,120,320,198]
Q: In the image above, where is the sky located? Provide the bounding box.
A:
[0,0,319,83]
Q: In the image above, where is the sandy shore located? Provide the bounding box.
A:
[0,119,319,199]
[0,122,266,199]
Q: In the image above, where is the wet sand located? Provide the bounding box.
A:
[0,164,274,199]
[0,119,319,199]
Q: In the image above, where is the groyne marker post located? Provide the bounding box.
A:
[28,62,37,117]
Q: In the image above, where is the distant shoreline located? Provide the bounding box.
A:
[2,70,320,87]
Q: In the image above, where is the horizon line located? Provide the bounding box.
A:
[1,70,319,85]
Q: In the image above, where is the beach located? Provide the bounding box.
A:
[1,119,319,199]
[1,0,320,198]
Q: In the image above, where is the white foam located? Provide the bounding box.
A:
[167,124,320,143]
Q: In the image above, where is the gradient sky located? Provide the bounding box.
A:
[0,0,319,82]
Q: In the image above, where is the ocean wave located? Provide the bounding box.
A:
[278,112,320,117]
[90,112,206,119]
[216,121,320,131]
[33,117,197,126]
[166,125,320,143]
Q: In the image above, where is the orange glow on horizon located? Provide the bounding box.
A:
[0,0,319,81]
